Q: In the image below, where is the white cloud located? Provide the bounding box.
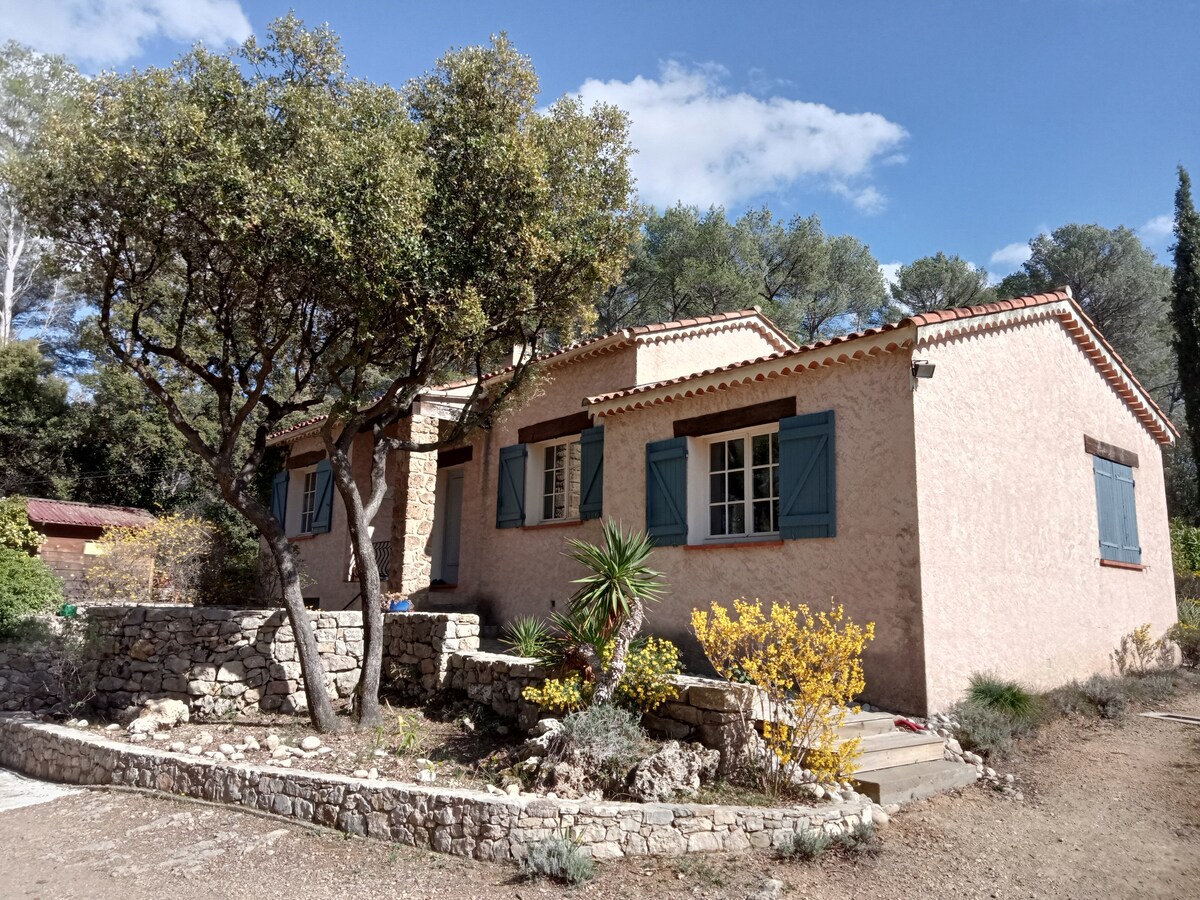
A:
[1139,214,1173,245]
[879,261,902,288]
[988,241,1032,272]
[0,0,253,66]
[574,61,907,213]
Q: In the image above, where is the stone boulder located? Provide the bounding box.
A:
[127,698,190,734]
[627,740,720,803]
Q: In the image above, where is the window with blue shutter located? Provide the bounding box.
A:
[311,459,334,534]
[1093,455,1140,564]
[646,436,688,545]
[778,410,836,540]
[270,470,289,528]
[496,444,527,528]
[578,426,604,520]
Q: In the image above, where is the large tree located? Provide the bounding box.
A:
[0,42,81,346]
[0,339,77,496]
[890,252,995,314]
[1170,166,1200,511]
[314,36,639,726]
[15,19,409,731]
[997,224,1173,393]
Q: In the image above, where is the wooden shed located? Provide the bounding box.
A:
[26,498,156,601]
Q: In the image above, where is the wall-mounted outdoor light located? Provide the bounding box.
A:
[911,360,936,379]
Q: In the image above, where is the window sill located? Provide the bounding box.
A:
[430,583,458,591]
[521,520,585,531]
[686,539,784,551]
[289,534,317,542]
[1099,558,1145,571]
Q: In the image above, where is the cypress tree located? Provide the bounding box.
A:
[1170,166,1200,511]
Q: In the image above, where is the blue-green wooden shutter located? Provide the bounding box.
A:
[778,410,836,539]
[311,459,334,534]
[646,436,687,545]
[496,444,527,528]
[1095,456,1140,563]
[578,426,604,521]
[270,470,289,527]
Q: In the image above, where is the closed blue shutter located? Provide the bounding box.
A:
[496,444,527,528]
[1095,456,1140,563]
[270,470,289,528]
[778,410,836,539]
[578,426,604,521]
[311,459,334,534]
[646,436,688,545]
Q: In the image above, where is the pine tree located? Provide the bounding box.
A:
[1170,166,1200,513]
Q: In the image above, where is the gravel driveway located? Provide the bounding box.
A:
[1,686,1198,899]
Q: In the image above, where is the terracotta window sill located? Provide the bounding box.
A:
[521,520,585,531]
[1099,558,1145,571]
[686,539,784,551]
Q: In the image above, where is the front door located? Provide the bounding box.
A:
[440,468,464,584]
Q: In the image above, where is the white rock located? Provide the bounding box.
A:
[106,723,121,732]
[127,698,189,735]
[218,743,236,756]
[316,746,333,755]
[299,736,322,751]
[872,804,890,827]
[1004,773,1015,784]
[129,733,148,743]
[230,752,245,761]
[418,769,436,783]
[546,792,557,800]
[373,749,386,757]
[187,745,202,755]
[945,738,963,755]
[505,783,520,796]
[198,731,214,747]
[278,758,293,768]
[75,719,89,728]
[485,784,503,795]
[152,732,171,741]
[169,741,186,753]
[367,768,379,781]
[243,737,260,751]
[270,746,291,760]
[352,769,369,778]
[265,734,281,751]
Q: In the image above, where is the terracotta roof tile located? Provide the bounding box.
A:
[25,498,156,530]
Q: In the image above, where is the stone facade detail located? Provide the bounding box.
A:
[0,716,871,861]
[390,414,439,603]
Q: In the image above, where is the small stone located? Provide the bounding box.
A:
[299,736,322,751]
[129,733,148,743]
[505,783,520,796]
[1004,773,1015,784]
[75,720,88,728]
[367,768,379,781]
[485,784,503,795]
[418,769,436,783]
[265,734,281,751]
[945,738,963,755]
[750,878,785,900]
[230,752,245,761]
[884,804,900,815]
[546,792,557,800]
[218,743,236,756]
[872,804,890,827]
[271,746,291,760]
[105,723,121,732]
[169,741,186,753]
[984,766,996,779]
[352,769,369,778]
[278,758,293,768]
[198,731,213,747]
[316,746,333,755]
[373,749,386,757]
[243,737,260,751]
[152,732,171,741]
[187,745,202,755]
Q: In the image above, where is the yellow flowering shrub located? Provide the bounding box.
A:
[691,598,874,791]
[86,515,216,605]
[523,636,682,715]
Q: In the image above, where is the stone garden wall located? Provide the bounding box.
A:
[0,644,62,714]
[0,716,871,861]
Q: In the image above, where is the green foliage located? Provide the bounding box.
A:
[0,546,62,638]
[833,821,882,860]
[501,616,551,659]
[556,703,648,783]
[0,495,40,553]
[966,673,1038,723]
[950,700,1028,759]
[1169,167,1200,510]
[1169,599,1200,667]
[890,252,995,314]
[0,341,78,497]
[1111,624,1175,675]
[1042,672,1180,720]
[777,828,831,862]
[613,636,681,713]
[519,835,594,885]
[1170,518,1200,575]
[565,519,664,638]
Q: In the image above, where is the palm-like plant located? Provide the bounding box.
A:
[563,520,664,704]
[501,616,552,658]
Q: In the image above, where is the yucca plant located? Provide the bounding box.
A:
[501,616,551,658]
[563,519,664,705]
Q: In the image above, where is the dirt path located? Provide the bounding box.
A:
[1,689,1198,900]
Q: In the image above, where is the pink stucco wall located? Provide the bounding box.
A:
[633,322,790,385]
[912,313,1176,712]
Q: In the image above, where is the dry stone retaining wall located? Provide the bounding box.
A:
[0,645,62,713]
[0,716,871,861]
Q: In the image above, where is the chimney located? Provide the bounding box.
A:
[507,343,531,368]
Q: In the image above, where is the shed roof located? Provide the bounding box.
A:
[25,497,156,530]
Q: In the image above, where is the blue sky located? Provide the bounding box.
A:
[3,0,1197,280]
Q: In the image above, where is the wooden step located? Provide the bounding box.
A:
[851,730,945,773]
[854,759,979,805]
[835,711,896,739]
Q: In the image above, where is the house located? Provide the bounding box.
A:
[266,291,1178,714]
[25,498,156,601]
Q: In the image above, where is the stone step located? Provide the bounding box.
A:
[835,711,896,739]
[851,730,945,773]
[853,759,979,806]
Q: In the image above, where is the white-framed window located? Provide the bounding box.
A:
[703,426,779,539]
[534,436,582,522]
[299,470,319,534]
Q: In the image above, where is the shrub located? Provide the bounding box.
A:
[692,598,874,791]
[523,672,590,714]
[834,821,882,859]
[86,515,216,605]
[966,673,1038,722]
[556,703,648,780]
[0,547,63,638]
[1170,518,1200,575]
[1111,624,1174,676]
[613,636,680,713]
[501,616,551,658]
[1169,599,1200,667]
[0,496,41,554]
[519,835,594,885]
[1078,674,1129,719]
[951,700,1025,758]
[777,828,831,862]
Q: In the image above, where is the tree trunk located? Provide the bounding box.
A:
[261,529,342,733]
[592,598,643,706]
[1,209,23,345]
